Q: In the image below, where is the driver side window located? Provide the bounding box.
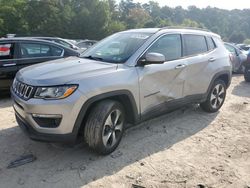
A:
[147,34,182,61]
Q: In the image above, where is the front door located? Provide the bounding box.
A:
[137,34,187,116]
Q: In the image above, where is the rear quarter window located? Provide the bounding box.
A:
[0,43,15,60]
[183,35,208,56]
[224,44,236,54]
[206,37,216,51]
[51,46,63,56]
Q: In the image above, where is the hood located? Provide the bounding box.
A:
[17,57,118,86]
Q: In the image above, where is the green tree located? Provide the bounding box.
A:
[181,19,203,28]
[126,8,151,28]
[0,0,250,42]
[119,0,136,21]
[0,0,28,36]
[229,32,246,43]
[243,39,250,45]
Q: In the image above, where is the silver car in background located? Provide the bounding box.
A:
[224,42,247,73]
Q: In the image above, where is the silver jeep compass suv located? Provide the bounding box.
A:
[11,28,232,155]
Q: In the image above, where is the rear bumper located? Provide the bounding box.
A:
[15,111,77,143]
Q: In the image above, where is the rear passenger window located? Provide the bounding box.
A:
[206,37,216,50]
[147,34,182,61]
[183,35,208,56]
[224,44,237,55]
[20,43,63,58]
[51,46,63,56]
[0,43,14,60]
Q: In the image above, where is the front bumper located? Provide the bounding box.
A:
[15,112,76,143]
[11,87,87,143]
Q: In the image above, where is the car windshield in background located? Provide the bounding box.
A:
[81,32,152,63]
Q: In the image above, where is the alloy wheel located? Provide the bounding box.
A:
[210,83,225,109]
[102,109,124,148]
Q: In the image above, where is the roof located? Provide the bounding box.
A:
[121,27,220,38]
[30,37,61,39]
[0,37,75,51]
[0,37,57,42]
[160,26,212,32]
[122,28,160,33]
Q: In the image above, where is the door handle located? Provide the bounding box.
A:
[175,64,187,69]
[3,63,16,67]
[208,58,216,62]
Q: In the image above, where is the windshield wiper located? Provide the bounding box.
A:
[82,55,103,61]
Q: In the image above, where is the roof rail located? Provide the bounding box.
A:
[160,26,212,33]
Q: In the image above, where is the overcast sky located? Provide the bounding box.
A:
[125,0,249,10]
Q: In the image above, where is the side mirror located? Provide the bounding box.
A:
[138,52,165,66]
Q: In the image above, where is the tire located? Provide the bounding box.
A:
[84,100,125,155]
[200,79,227,113]
[235,64,244,74]
[244,66,250,82]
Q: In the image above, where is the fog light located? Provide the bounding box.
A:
[32,114,62,128]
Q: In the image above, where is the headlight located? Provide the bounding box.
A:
[34,85,78,99]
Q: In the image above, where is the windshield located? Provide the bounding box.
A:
[81,32,152,63]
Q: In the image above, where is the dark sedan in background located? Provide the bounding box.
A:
[30,37,80,50]
[0,38,79,90]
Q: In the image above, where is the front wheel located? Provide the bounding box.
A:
[244,66,250,82]
[200,80,227,113]
[84,100,125,155]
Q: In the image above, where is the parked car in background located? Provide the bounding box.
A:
[236,44,250,55]
[243,51,250,82]
[224,43,247,73]
[76,40,97,50]
[11,28,231,155]
[30,37,80,51]
[6,34,16,38]
[0,38,79,90]
[237,44,250,52]
[65,39,78,45]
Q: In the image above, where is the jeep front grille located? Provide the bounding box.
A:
[12,79,34,100]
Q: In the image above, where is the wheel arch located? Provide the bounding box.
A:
[205,71,231,99]
[72,90,139,139]
[216,73,230,88]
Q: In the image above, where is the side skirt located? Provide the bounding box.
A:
[138,94,206,123]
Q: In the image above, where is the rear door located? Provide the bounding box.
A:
[16,41,64,70]
[182,34,213,97]
[0,42,18,89]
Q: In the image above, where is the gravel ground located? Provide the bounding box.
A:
[0,75,249,188]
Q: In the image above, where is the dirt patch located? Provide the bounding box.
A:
[0,75,249,188]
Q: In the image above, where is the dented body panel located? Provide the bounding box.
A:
[137,58,187,114]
